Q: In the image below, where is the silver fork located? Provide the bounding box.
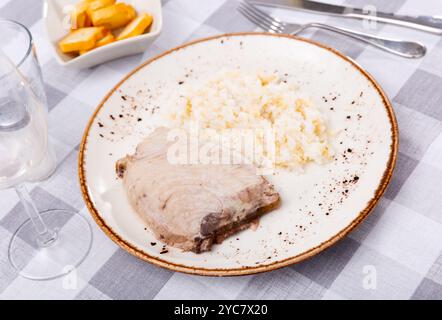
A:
[238,1,426,58]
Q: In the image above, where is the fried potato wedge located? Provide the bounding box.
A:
[70,2,91,29]
[90,3,136,29]
[79,30,115,55]
[59,27,107,53]
[96,32,116,47]
[117,13,153,41]
[86,0,116,17]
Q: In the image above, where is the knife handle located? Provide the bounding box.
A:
[303,23,426,58]
[348,11,442,35]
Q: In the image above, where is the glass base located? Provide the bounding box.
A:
[8,209,93,280]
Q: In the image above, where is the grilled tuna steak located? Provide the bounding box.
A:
[116,127,280,253]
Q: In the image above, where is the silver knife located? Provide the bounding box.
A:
[249,0,442,34]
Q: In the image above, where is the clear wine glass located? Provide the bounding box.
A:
[0,19,56,180]
[0,50,93,280]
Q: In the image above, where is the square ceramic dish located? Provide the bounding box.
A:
[43,0,162,69]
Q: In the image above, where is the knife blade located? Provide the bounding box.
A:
[248,0,442,34]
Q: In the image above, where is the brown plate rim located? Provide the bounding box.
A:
[78,32,398,276]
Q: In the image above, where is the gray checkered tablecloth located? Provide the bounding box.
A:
[0,0,441,300]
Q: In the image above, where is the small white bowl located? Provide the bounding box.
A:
[43,0,162,69]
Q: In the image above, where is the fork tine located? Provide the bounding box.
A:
[238,2,283,32]
[239,1,285,30]
[238,7,281,33]
[238,6,277,32]
[238,3,282,33]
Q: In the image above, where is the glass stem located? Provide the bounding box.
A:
[14,184,57,247]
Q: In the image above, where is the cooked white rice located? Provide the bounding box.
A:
[167,69,333,171]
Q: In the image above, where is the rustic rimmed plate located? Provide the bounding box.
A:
[79,33,398,276]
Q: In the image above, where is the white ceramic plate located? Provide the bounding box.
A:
[43,0,162,69]
[79,33,398,276]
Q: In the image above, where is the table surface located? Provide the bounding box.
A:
[0,0,441,300]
